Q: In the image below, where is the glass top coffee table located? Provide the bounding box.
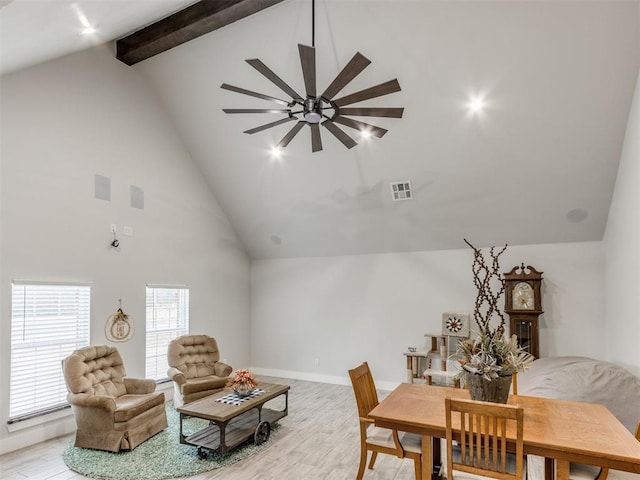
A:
[177,382,289,458]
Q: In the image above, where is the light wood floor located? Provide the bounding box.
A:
[0,376,418,480]
[1,376,639,480]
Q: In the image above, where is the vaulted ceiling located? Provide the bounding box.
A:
[2,0,639,259]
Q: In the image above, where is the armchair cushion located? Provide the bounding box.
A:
[181,375,228,396]
[113,393,165,423]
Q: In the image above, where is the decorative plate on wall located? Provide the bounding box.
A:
[442,313,470,337]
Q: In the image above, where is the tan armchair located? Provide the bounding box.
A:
[167,334,232,407]
[63,345,167,452]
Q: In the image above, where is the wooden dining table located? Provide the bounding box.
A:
[369,383,640,480]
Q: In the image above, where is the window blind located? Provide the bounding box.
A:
[146,286,189,381]
[9,282,90,421]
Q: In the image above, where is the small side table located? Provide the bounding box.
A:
[403,351,429,383]
[422,334,462,388]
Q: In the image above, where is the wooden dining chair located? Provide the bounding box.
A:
[348,362,422,480]
[445,397,525,480]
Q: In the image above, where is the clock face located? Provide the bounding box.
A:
[513,282,535,310]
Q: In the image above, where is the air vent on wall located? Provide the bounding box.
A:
[390,181,412,201]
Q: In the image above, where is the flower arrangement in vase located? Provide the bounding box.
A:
[228,369,257,397]
[457,239,535,403]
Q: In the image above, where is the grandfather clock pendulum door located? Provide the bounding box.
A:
[504,263,543,358]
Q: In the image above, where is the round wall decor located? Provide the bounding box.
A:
[105,308,134,342]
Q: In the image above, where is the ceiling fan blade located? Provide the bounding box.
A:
[298,44,316,98]
[321,52,371,100]
[244,117,297,134]
[333,116,388,138]
[223,108,291,114]
[277,121,306,148]
[221,83,290,107]
[310,123,322,152]
[339,107,404,118]
[333,79,401,107]
[322,120,357,149]
[246,58,303,101]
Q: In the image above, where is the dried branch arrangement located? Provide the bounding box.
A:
[458,239,534,382]
[463,238,508,338]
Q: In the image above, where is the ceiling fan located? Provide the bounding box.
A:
[220,0,404,153]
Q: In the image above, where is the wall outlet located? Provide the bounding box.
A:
[314,358,319,367]
[123,226,133,236]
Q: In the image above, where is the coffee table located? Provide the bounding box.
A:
[177,382,289,458]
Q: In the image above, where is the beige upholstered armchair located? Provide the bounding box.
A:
[167,334,232,407]
[63,345,167,452]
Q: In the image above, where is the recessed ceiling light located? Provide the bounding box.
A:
[360,130,372,140]
[72,4,96,36]
[270,146,283,160]
[467,96,486,113]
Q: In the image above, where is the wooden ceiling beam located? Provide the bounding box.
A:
[116,0,286,66]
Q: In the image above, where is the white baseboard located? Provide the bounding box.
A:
[250,367,401,392]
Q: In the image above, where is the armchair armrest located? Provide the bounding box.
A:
[167,367,186,385]
[67,393,116,412]
[124,377,156,394]
[67,393,118,431]
[214,361,232,377]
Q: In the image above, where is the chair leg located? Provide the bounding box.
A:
[356,446,368,480]
[413,456,422,480]
[595,468,609,480]
[368,451,378,469]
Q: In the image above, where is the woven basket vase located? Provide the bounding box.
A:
[465,373,512,404]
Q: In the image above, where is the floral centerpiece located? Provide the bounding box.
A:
[228,369,257,396]
[457,240,535,402]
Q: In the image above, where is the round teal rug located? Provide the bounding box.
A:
[62,403,280,480]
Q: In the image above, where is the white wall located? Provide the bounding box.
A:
[251,242,604,389]
[0,46,251,454]
[604,72,640,377]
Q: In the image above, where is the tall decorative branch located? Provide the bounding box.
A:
[464,239,508,339]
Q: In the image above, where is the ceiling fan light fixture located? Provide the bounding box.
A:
[304,111,322,124]
[221,0,403,153]
[303,97,323,124]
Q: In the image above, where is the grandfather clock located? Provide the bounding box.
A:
[504,263,543,358]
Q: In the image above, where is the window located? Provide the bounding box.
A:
[146,286,189,381]
[9,282,90,422]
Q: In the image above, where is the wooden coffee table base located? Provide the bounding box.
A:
[178,383,289,458]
